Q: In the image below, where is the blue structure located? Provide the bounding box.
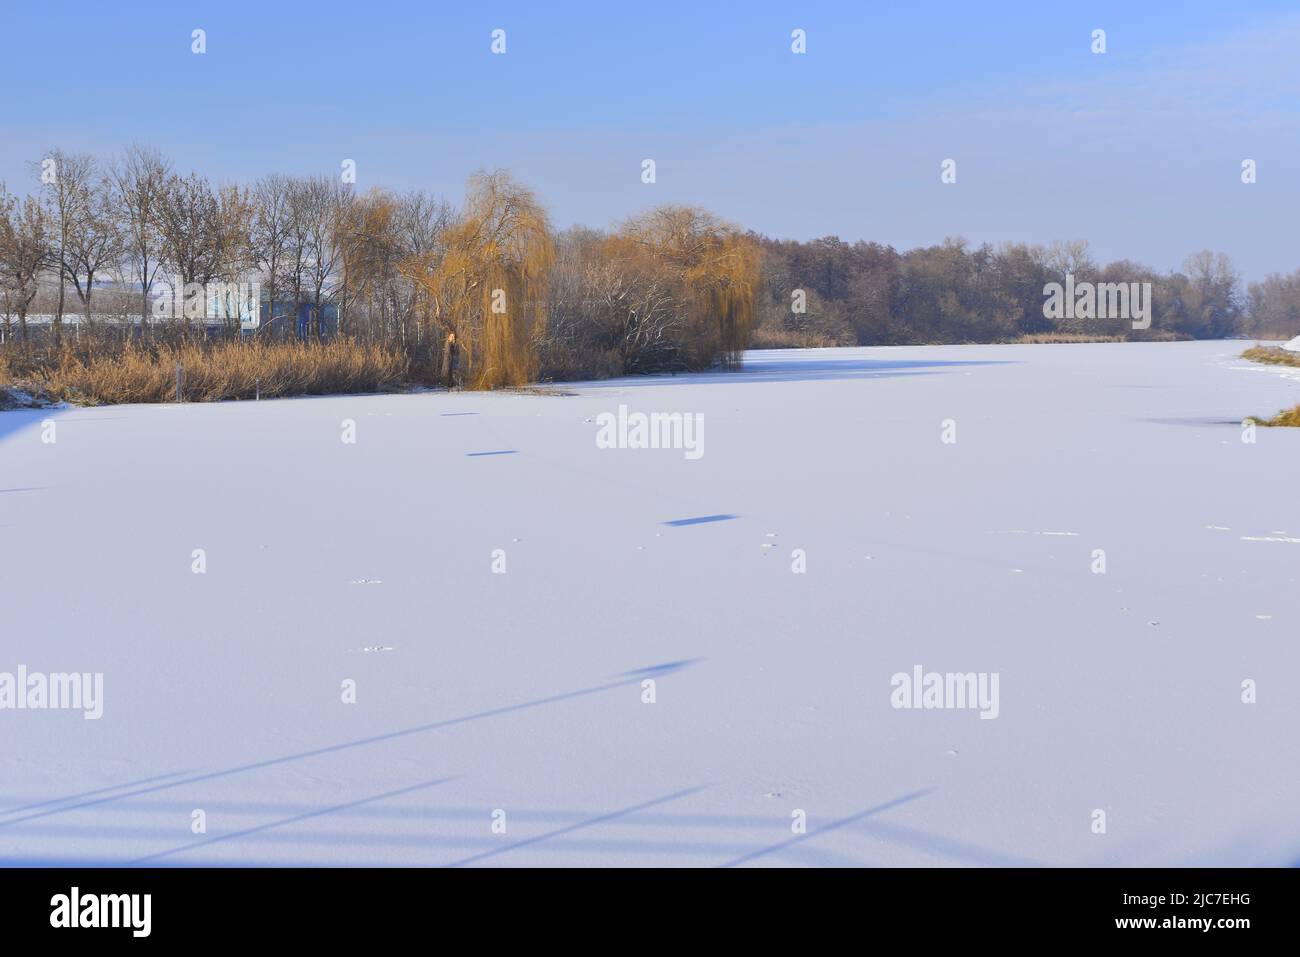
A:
[259,301,339,339]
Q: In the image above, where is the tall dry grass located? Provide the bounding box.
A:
[1248,403,1300,427]
[3,340,409,406]
[1242,344,1300,369]
[1241,344,1300,426]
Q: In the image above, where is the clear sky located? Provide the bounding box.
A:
[2,0,1298,279]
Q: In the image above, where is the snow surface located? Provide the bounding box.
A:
[1,340,1298,867]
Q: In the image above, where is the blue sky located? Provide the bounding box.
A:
[2,0,1298,279]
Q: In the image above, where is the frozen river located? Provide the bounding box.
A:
[1,340,1297,866]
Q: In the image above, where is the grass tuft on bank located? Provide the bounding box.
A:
[1248,406,1300,427]
[1242,344,1300,368]
[1240,344,1300,427]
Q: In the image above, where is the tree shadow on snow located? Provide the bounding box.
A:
[0,660,703,836]
[0,407,58,446]
[571,354,1017,390]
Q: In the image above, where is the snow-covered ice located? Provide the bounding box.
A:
[1,340,1298,867]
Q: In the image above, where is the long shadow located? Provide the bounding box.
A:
[857,819,1041,867]
[720,787,936,867]
[1,776,1040,868]
[615,658,702,677]
[2,829,873,866]
[447,785,707,867]
[0,660,701,831]
[1142,416,1246,427]
[0,408,57,446]
[573,354,1016,390]
[6,836,863,867]
[0,779,874,832]
[0,405,124,446]
[0,770,197,817]
[663,514,738,527]
[129,777,456,866]
[0,797,1035,865]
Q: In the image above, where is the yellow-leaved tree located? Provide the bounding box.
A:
[401,171,554,388]
[617,206,761,369]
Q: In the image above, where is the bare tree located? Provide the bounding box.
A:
[1179,250,1242,338]
[250,174,292,336]
[0,184,53,343]
[281,177,312,340]
[285,176,349,340]
[39,150,101,345]
[213,183,255,335]
[336,188,398,342]
[63,163,123,332]
[111,145,171,339]
[395,191,453,345]
[156,171,223,326]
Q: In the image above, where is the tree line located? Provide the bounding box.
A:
[3,146,1296,393]
[0,148,760,388]
[755,236,1297,347]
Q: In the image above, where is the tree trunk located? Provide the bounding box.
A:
[54,254,66,348]
[139,256,150,343]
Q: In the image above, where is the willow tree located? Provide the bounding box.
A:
[401,171,553,388]
[338,188,402,342]
[618,206,761,369]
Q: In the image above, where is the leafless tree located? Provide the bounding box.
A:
[39,150,102,345]
[111,145,171,338]
[250,174,293,336]
[62,162,123,332]
[0,184,53,343]
[212,183,256,334]
[157,171,223,325]
[285,176,349,339]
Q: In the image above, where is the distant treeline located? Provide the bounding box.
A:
[753,236,1298,348]
[3,146,1297,396]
